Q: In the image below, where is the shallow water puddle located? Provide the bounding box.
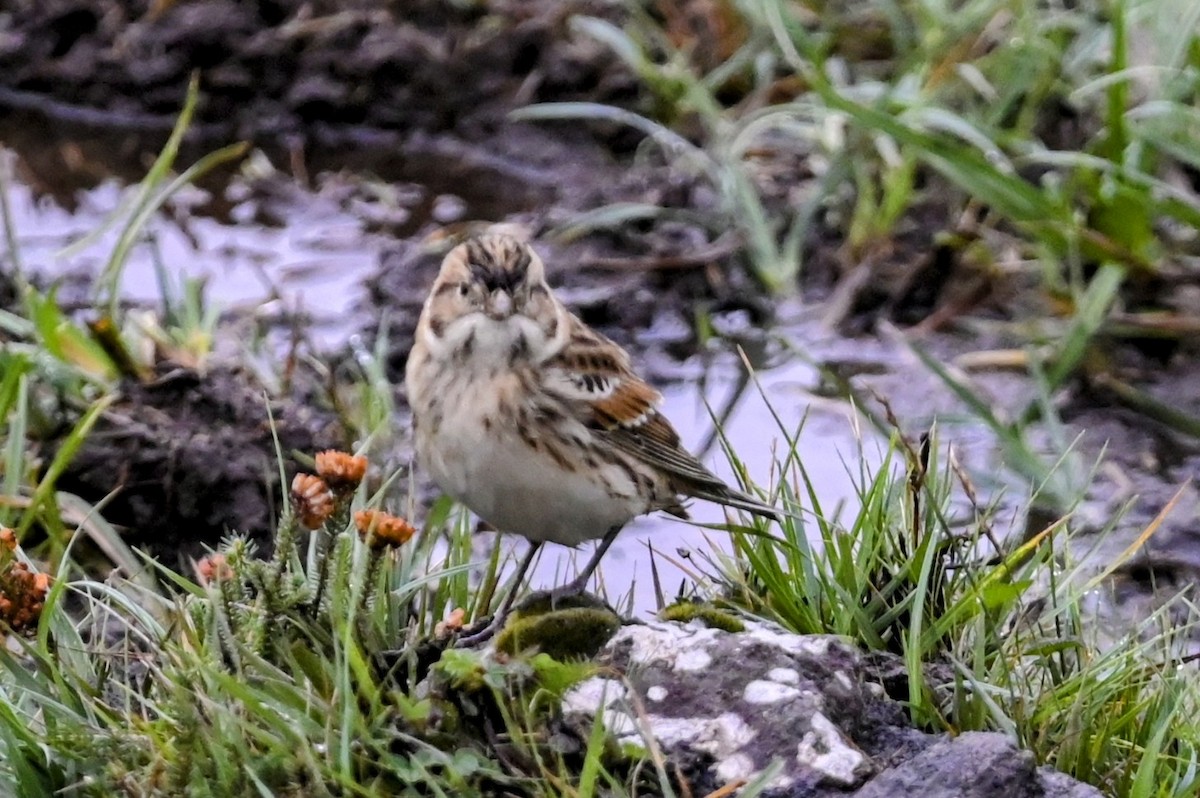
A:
[2,152,382,348]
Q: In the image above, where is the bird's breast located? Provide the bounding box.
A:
[411,365,651,546]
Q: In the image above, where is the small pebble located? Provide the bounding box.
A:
[431,194,468,223]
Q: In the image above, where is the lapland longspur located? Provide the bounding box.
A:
[406,233,778,639]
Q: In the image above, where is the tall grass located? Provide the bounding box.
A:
[709,394,1199,797]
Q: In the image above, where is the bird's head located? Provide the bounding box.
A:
[420,234,563,359]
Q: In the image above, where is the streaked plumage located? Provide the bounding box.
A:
[405,233,777,638]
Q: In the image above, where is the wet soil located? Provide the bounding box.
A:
[0,0,636,141]
[0,0,1197,617]
[53,364,342,568]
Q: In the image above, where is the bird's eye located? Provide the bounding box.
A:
[458,283,470,297]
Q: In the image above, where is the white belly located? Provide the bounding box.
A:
[418,378,648,547]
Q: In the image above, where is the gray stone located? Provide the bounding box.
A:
[1038,767,1110,798]
[856,732,1106,798]
[561,619,1107,798]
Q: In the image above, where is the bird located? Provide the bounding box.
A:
[405,232,778,642]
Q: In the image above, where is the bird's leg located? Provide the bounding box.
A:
[543,524,621,607]
[492,540,543,621]
[457,541,542,646]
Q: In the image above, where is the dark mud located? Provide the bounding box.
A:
[0,0,635,141]
[54,364,341,568]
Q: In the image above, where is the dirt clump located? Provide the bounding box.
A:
[0,0,635,140]
[54,364,341,568]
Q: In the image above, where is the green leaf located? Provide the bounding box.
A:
[27,289,116,380]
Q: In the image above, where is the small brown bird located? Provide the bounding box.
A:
[406,234,778,640]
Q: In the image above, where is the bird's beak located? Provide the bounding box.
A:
[486,289,513,320]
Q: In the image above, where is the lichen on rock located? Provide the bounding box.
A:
[561,618,1105,798]
[564,619,873,792]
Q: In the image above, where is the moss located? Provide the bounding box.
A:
[435,648,490,691]
[619,742,648,760]
[495,604,621,660]
[659,601,745,632]
[528,652,601,698]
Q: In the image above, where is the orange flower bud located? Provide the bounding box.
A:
[0,560,50,633]
[195,554,234,585]
[353,510,417,550]
[315,451,368,494]
[435,607,467,638]
[291,473,335,529]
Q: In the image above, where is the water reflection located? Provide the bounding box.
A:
[2,149,384,349]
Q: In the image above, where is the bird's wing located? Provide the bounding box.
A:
[544,316,741,493]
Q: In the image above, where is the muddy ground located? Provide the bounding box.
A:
[0,0,634,138]
[55,364,343,566]
[1,0,1197,605]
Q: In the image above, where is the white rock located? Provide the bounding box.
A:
[649,711,757,754]
[563,677,627,716]
[647,716,702,747]
[566,620,879,794]
[673,647,712,672]
[744,679,802,704]
[768,667,801,685]
[795,711,868,786]
[746,622,835,657]
[563,677,639,739]
[616,622,720,669]
[715,752,757,783]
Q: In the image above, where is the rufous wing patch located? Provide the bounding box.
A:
[537,311,777,518]
[591,377,661,430]
[549,316,662,429]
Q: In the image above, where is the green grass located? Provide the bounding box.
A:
[707,394,1200,797]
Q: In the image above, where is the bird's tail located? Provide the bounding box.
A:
[703,486,781,522]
